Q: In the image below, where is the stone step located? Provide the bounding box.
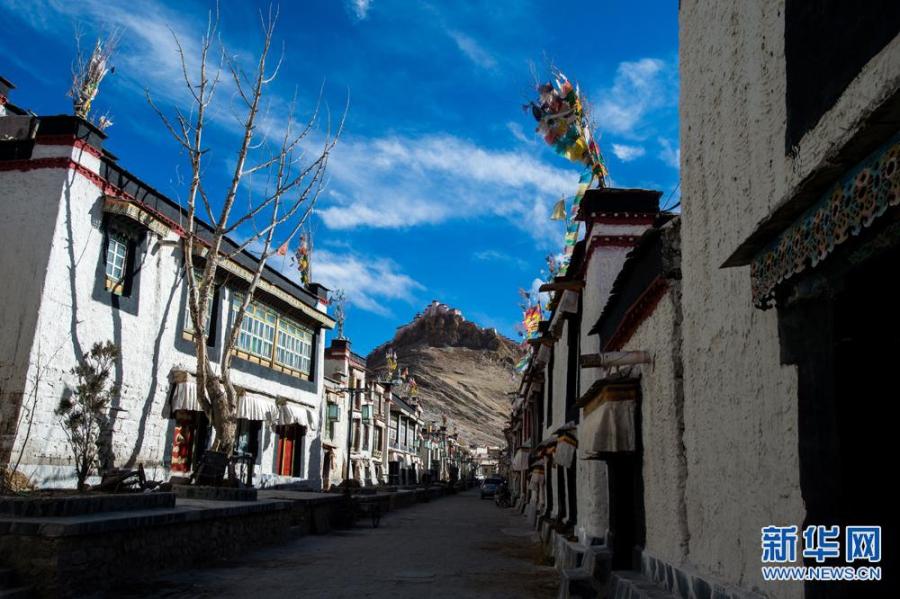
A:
[560,568,601,599]
[583,546,612,582]
[610,570,679,599]
[0,587,31,599]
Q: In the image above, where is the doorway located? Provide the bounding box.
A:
[784,239,898,598]
[605,397,645,571]
[607,453,646,570]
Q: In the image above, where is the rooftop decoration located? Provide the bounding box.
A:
[329,289,347,340]
[528,71,607,181]
[524,69,609,288]
[385,348,398,377]
[515,352,531,374]
[294,230,312,285]
[69,33,118,127]
[515,288,543,345]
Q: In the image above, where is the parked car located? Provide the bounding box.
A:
[480,477,504,499]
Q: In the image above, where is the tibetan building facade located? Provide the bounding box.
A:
[678,3,899,598]
[388,393,423,485]
[0,105,335,489]
[507,3,899,598]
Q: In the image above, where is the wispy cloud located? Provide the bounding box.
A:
[317,133,578,247]
[6,0,208,107]
[593,57,677,139]
[447,30,497,70]
[347,0,373,21]
[473,249,528,270]
[658,137,680,169]
[506,121,534,145]
[611,143,646,162]
[312,249,423,316]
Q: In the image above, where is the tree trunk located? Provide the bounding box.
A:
[205,372,236,455]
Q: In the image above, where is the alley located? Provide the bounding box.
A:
[120,490,558,599]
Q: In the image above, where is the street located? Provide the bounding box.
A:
[121,490,558,598]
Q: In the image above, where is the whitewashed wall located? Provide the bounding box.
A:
[0,164,69,463]
[679,1,899,594]
[2,141,326,489]
[575,224,650,545]
[622,287,687,567]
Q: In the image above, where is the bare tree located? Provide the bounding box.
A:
[148,7,345,457]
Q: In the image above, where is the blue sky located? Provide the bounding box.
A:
[1,0,679,354]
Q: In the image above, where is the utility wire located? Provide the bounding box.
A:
[661,182,681,212]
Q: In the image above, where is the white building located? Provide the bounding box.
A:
[324,339,388,486]
[387,394,423,485]
[0,99,335,488]
[320,375,348,490]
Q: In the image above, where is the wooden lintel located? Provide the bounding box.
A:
[580,354,605,368]
[580,351,650,368]
[528,336,555,347]
[539,279,585,292]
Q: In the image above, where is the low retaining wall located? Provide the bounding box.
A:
[173,485,258,502]
[0,484,458,596]
[257,490,346,534]
[0,492,176,517]
[0,498,292,597]
[387,489,418,510]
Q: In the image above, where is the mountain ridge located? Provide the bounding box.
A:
[367,301,520,447]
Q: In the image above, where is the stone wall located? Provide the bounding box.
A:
[679,1,898,594]
[0,500,293,597]
[624,285,687,567]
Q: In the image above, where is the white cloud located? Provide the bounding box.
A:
[506,121,534,145]
[447,30,497,69]
[473,250,528,270]
[611,143,646,162]
[658,138,680,169]
[530,277,550,307]
[317,133,579,247]
[347,0,373,21]
[267,246,422,317]
[6,0,209,107]
[312,249,423,316]
[593,58,677,139]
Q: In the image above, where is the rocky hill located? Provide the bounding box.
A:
[367,302,520,447]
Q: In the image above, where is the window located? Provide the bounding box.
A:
[326,401,340,440]
[237,301,276,358]
[784,0,900,150]
[232,295,314,378]
[374,427,382,453]
[275,317,312,374]
[363,424,370,450]
[104,231,128,295]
